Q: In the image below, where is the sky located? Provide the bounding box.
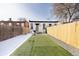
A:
[0,3,55,21]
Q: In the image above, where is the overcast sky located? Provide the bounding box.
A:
[0,3,55,21]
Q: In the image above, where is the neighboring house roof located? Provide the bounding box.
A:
[29,20,59,23]
[0,21,28,23]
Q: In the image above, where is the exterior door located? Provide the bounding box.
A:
[36,23,39,33]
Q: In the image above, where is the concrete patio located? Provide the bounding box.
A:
[0,33,32,56]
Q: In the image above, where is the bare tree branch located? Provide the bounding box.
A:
[53,3,79,23]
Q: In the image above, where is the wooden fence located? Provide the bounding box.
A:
[0,21,29,41]
[47,21,79,49]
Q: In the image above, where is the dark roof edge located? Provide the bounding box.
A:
[29,20,59,23]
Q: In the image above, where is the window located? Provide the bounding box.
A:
[36,23,39,31]
[31,23,33,29]
[43,24,45,29]
[16,23,20,26]
[49,24,52,27]
[9,23,12,26]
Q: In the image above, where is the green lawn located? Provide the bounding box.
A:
[11,34,72,56]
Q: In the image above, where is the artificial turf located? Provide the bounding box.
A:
[11,34,72,56]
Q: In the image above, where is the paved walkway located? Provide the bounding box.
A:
[0,33,32,56]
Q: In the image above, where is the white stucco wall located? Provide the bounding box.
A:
[29,22,56,33]
[38,23,43,32]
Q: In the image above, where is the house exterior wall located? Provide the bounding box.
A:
[29,21,57,33]
[22,22,29,34]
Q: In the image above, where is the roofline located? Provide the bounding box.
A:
[29,20,59,23]
[0,21,28,23]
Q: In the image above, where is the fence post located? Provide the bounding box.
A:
[75,21,79,48]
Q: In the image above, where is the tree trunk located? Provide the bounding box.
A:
[69,15,72,22]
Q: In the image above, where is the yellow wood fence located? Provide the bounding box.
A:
[47,21,79,49]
